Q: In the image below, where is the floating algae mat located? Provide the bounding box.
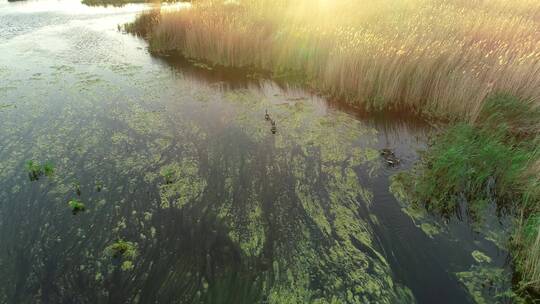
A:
[0,1,516,303]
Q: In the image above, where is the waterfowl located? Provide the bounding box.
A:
[385,157,401,167]
[265,110,270,121]
[270,120,277,134]
[380,148,395,157]
[380,148,400,166]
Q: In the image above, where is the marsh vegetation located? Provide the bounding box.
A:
[127,0,540,298]
[68,199,86,214]
[26,160,54,181]
[129,0,540,120]
[393,94,539,298]
[1,0,538,303]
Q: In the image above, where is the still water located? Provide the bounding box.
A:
[0,1,512,303]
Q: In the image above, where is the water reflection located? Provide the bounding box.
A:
[0,77,412,303]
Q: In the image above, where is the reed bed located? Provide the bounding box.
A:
[133,0,540,120]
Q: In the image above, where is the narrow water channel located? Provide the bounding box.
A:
[0,1,512,303]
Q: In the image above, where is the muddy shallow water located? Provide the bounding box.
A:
[0,1,513,303]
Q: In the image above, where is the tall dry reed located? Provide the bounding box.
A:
[136,0,540,119]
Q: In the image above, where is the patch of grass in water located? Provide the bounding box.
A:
[68,199,86,215]
[73,181,81,196]
[95,180,103,192]
[26,160,42,181]
[26,160,55,181]
[106,240,137,258]
[161,166,175,184]
[104,240,138,271]
[43,162,55,177]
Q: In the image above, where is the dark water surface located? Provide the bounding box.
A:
[0,1,512,303]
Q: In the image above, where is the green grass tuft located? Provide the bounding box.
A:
[123,9,161,37]
[68,199,86,215]
[26,160,55,181]
[410,136,532,218]
[396,94,539,295]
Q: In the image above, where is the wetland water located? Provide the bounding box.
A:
[0,1,513,303]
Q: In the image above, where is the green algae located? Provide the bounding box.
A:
[419,223,442,238]
[389,173,445,238]
[456,265,522,304]
[158,159,206,209]
[104,240,138,272]
[105,240,138,259]
[0,103,14,111]
[0,84,412,302]
[471,250,492,264]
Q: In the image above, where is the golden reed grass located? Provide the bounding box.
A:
[135,0,540,120]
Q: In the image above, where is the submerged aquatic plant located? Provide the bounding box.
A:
[43,162,55,177]
[73,181,81,196]
[26,160,55,181]
[95,180,103,192]
[158,160,206,209]
[107,240,136,258]
[26,160,42,181]
[68,199,86,215]
[456,265,520,304]
[161,167,175,185]
[105,240,138,271]
[471,250,492,264]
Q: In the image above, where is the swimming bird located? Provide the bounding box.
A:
[385,157,400,167]
[380,148,400,166]
[265,110,270,121]
[380,148,395,157]
[270,120,277,134]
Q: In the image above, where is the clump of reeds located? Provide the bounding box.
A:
[124,8,162,37]
[129,0,540,120]
[513,156,540,296]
